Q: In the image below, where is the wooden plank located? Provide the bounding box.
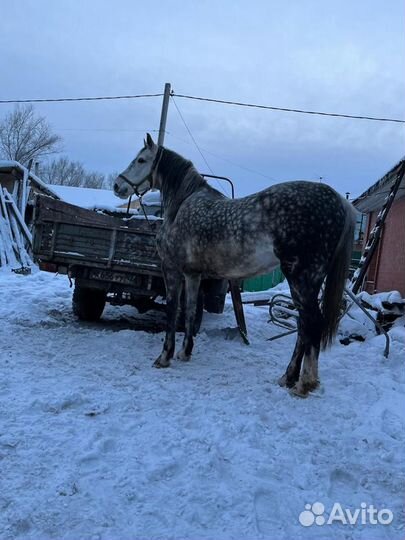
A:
[0,188,14,241]
[9,214,29,266]
[4,189,32,246]
[107,229,117,268]
[57,226,113,243]
[0,225,7,266]
[35,195,161,233]
[1,189,22,263]
[49,222,59,259]
[54,238,110,251]
[3,222,18,265]
[21,167,28,215]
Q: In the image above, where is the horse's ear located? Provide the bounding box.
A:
[143,138,147,148]
[146,133,155,148]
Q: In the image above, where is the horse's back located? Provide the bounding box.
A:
[163,180,352,279]
[180,180,348,240]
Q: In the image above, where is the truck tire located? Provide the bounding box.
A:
[177,288,204,335]
[72,285,106,321]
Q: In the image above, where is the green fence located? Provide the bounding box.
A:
[351,250,362,267]
[242,267,284,292]
[242,248,362,292]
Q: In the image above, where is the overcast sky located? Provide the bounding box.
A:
[1,0,404,198]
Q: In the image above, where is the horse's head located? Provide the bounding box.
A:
[114,133,160,199]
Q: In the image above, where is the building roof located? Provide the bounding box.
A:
[353,158,405,213]
[0,160,60,199]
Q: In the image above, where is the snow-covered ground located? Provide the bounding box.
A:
[0,268,404,540]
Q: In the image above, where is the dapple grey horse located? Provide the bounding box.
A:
[114,134,356,396]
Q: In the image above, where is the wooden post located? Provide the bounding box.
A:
[158,83,171,146]
[21,166,28,215]
[229,280,249,345]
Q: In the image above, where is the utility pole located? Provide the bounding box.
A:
[158,83,171,146]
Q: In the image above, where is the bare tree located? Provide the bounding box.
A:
[85,171,106,189]
[40,157,85,187]
[104,171,119,189]
[41,156,109,189]
[0,104,61,165]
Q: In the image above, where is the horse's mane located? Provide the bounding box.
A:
[157,148,222,221]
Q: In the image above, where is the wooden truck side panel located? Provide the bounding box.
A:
[33,196,162,273]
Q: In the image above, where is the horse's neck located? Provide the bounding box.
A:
[161,171,206,221]
[159,152,207,221]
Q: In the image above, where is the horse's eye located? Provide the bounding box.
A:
[138,158,146,164]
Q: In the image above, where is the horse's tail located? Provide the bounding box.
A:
[321,198,357,349]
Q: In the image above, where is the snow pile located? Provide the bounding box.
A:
[0,269,404,539]
[358,290,405,314]
[338,291,405,343]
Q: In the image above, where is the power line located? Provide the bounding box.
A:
[58,128,161,133]
[0,93,163,104]
[171,92,405,124]
[1,88,403,124]
[171,97,230,195]
[166,131,277,182]
[170,96,215,175]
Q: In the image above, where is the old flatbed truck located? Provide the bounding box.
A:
[32,195,229,332]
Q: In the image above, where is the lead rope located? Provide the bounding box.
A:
[133,185,153,231]
[126,195,132,215]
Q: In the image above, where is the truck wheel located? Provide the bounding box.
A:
[72,285,106,321]
[177,288,204,335]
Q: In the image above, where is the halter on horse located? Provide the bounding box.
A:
[114,134,356,396]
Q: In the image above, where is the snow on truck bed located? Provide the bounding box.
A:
[50,185,129,211]
[0,268,404,540]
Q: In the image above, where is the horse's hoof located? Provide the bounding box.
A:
[176,350,191,362]
[278,374,287,387]
[289,384,309,398]
[278,374,296,388]
[153,357,170,368]
[290,379,319,397]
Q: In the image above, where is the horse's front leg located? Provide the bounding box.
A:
[177,272,202,362]
[153,267,182,368]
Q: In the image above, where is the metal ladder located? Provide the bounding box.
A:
[351,159,405,294]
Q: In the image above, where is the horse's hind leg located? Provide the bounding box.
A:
[153,266,182,368]
[278,272,323,395]
[293,343,320,397]
[291,296,323,397]
[278,329,305,388]
[177,272,201,362]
